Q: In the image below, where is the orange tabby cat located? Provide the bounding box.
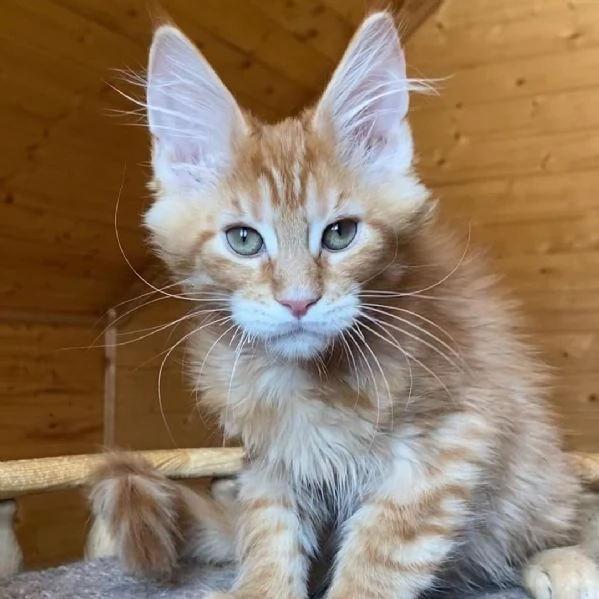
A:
[90,11,599,599]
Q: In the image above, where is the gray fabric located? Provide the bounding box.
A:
[0,558,531,598]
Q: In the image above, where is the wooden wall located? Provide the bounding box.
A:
[407,0,599,450]
[0,321,104,568]
[115,298,220,450]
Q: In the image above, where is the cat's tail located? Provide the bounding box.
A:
[88,453,238,578]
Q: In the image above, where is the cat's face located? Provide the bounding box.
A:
[143,12,430,359]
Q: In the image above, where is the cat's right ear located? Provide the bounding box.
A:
[146,26,247,191]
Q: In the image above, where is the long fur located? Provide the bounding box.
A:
[90,10,599,599]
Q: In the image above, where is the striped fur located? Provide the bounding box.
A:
[91,10,599,599]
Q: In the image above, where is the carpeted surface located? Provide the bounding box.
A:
[0,558,531,598]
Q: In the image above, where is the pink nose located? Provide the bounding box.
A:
[277,297,321,319]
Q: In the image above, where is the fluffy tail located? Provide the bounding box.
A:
[88,453,238,578]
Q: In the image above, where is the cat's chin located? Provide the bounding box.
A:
[265,330,330,361]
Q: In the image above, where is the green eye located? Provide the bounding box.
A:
[226,226,264,256]
[322,219,358,251]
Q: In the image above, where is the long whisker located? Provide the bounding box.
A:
[358,318,455,404]
[355,323,394,436]
[156,316,232,447]
[360,306,463,366]
[361,302,458,346]
[339,332,362,411]
[224,326,245,447]
[113,166,227,304]
[345,327,382,436]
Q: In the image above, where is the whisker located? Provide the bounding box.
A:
[113,167,228,304]
[355,323,394,436]
[358,318,455,404]
[225,326,245,447]
[156,316,233,447]
[345,327,382,436]
[359,311,463,378]
[360,306,463,365]
[361,302,459,346]
[338,333,363,411]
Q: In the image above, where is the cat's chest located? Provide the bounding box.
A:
[225,360,379,486]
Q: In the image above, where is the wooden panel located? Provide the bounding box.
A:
[0,322,104,568]
[407,0,599,450]
[115,298,221,451]
[410,2,597,68]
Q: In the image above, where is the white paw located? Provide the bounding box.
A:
[523,545,599,599]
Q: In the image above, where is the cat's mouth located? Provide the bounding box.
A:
[270,324,323,341]
[266,324,331,359]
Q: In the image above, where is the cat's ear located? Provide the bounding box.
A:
[147,25,247,190]
[314,12,414,181]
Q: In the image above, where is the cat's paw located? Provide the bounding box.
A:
[522,545,599,599]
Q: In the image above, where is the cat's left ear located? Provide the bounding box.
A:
[314,12,414,182]
[146,25,248,191]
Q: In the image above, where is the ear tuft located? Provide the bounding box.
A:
[314,11,427,182]
[147,25,247,191]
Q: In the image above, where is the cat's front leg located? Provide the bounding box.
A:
[326,418,487,599]
[207,470,313,599]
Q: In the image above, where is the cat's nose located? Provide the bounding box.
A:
[277,296,321,319]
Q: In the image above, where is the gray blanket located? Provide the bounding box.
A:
[0,558,530,599]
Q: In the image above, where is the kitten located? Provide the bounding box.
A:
[90,11,599,599]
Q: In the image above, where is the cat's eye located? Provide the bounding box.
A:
[225,226,264,256]
[322,219,358,252]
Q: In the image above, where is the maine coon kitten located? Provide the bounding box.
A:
[90,11,599,599]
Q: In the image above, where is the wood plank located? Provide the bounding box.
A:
[522,310,599,333]
[0,323,104,461]
[408,45,599,108]
[253,0,354,62]
[472,214,599,257]
[537,332,599,373]
[171,0,335,89]
[53,0,313,113]
[434,0,568,27]
[431,170,599,223]
[319,0,367,24]
[0,263,131,314]
[494,251,599,292]
[409,3,597,69]
[116,299,219,450]
[418,126,599,185]
[0,200,143,257]
[412,86,599,153]
[552,373,599,452]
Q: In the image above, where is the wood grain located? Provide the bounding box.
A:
[407,0,599,451]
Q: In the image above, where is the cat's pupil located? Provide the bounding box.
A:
[226,226,263,256]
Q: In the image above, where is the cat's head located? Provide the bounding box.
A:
[143,11,432,360]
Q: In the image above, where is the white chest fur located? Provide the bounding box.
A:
[221,359,383,489]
